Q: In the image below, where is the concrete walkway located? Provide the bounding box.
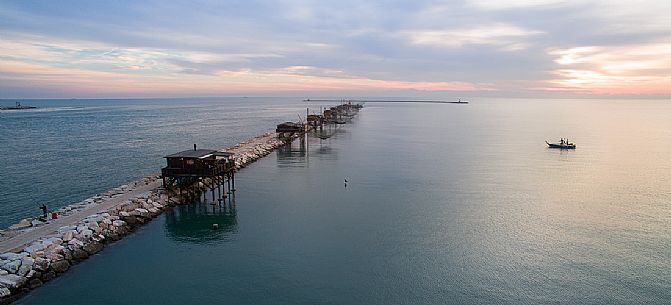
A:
[0,180,162,253]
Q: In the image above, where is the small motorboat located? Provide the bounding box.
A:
[0,101,37,110]
[546,139,576,149]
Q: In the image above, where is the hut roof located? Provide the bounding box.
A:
[164,149,233,159]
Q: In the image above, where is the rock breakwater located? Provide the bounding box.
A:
[0,130,303,304]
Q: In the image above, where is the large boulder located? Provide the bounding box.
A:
[41,271,55,282]
[44,253,64,262]
[86,221,99,230]
[46,245,65,256]
[62,248,73,262]
[25,269,38,280]
[62,230,75,242]
[107,232,121,241]
[147,207,160,217]
[50,260,69,273]
[83,242,103,255]
[133,208,150,218]
[28,278,43,289]
[72,248,89,260]
[0,274,27,289]
[1,260,21,274]
[121,215,139,226]
[68,238,84,250]
[33,258,49,272]
[91,234,105,243]
[17,257,33,277]
[80,229,94,239]
[20,257,33,267]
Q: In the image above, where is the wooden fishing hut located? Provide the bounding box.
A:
[306,114,324,127]
[276,122,306,139]
[323,109,335,120]
[161,144,236,203]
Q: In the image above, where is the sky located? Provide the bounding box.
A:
[1,0,670,98]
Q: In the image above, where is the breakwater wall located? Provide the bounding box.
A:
[0,130,306,304]
[0,102,362,304]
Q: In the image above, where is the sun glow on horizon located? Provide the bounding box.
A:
[544,44,671,94]
[1,1,670,98]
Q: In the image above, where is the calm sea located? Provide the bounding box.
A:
[0,97,307,228]
[5,98,671,304]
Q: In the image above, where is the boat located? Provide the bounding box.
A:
[0,101,37,110]
[546,139,576,149]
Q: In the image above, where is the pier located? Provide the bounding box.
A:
[0,102,363,303]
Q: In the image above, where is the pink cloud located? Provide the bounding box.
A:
[0,59,494,97]
[544,44,671,95]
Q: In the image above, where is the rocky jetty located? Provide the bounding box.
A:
[0,188,174,303]
[226,132,296,169]
[0,130,302,303]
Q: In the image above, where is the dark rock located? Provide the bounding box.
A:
[41,271,55,282]
[28,279,42,289]
[62,248,73,261]
[33,258,50,272]
[0,286,10,298]
[50,260,69,273]
[0,274,26,289]
[82,242,103,255]
[121,216,138,226]
[72,248,89,260]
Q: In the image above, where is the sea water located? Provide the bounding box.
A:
[0,97,306,228]
[6,98,671,304]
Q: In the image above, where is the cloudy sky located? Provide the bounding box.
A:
[1,0,670,98]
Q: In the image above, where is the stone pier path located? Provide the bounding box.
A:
[0,131,285,254]
[0,180,162,253]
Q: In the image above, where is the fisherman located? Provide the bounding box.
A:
[39,204,47,220]
[344,178,348,188]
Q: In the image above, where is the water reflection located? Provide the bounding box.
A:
[276,137,308,167]
[164,201,238,244]
[545,146,575,161]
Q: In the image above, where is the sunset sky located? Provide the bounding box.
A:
[1,0,670,98]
